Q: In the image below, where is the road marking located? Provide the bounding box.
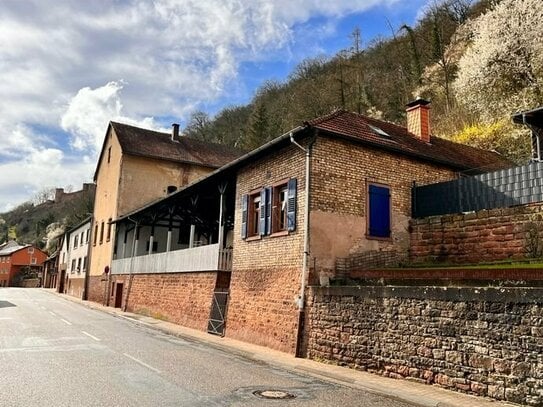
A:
[49,311,57,316]
[0,317,13,320]
[123,353,161,373]
[40,306,46,310]
[60,318,72,325]
[81,331,101,341]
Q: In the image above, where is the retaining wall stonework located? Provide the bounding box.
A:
[306,286,543,405]
[410,204,543,264]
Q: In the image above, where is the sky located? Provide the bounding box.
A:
[0,0,433,212]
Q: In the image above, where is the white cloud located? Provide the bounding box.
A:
[0,0,401,211]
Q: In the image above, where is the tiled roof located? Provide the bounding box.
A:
[0,241,28,256]
[308,110,512,173]
[110,122,244,169]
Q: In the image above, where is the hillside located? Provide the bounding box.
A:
[184,0,538,164]
[0,185,94,252]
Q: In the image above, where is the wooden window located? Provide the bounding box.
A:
[272,182,288,233]
[367,183,391,239]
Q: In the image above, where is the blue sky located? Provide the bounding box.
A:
[0,0,432,212]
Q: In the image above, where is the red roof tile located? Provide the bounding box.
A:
[308,110,512,173]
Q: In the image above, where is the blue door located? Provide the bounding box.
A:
[368,184,391,238]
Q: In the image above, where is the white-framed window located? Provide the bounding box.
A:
[30,258,36,265]
[28,247,34,254]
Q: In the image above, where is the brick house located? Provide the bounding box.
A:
[87,122,242,302]
[106,99,511,354]
[0,241,48,287]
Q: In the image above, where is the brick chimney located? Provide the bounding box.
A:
[171,123,180,141]
[406,98,431,143]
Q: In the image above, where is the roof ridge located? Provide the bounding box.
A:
[305,108,347,126]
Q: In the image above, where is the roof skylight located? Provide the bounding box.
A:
[367,124,391,138]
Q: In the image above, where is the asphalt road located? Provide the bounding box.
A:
[0,288,415,407]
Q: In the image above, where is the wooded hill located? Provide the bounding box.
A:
[0,187,94,251]
[184,0,542,164]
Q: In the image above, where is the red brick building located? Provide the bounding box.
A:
[104,99,511,354]
[0,241,48,287]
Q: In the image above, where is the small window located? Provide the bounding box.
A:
[167,185,177,194]
[99,222,104,244]
[367,124,391,139]
[106,218,112,241]
[30,258,36,265]
[77,258,82,273]
[80,232,84,246]
[272,183,288,233]
[367,183,391,238]
[248,193,261,237]
[107,146,112,163]
[83,256,87,271]
[71,259,76,273]
[86,229,90,244]
[94,224,98,245]
[28,247,34,254]
[74,235,78,249]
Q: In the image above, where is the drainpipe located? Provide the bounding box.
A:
[123,216,139,312]
[290,130,315,357]
[82,216,93,301]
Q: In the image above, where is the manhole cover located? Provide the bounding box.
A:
[253,390,296,400]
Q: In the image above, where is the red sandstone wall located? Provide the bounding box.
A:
[227,267,300,354]
[111,272,217,331]
[410,204,543,264]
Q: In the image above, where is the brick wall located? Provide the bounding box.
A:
[410,203,543,264]
[227,267,300,354]
[111,272,217,331]
[230,141,306,353]
[310,136,456,275]
[307,285,543,405]
[87,275,106,303]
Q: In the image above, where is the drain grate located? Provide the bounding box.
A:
[253,390,296,400]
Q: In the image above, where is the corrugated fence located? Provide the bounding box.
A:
[412,162,543,218]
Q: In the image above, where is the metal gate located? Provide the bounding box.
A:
[207,290,229,336]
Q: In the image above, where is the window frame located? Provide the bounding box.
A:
[366,181,392,240]
[270,178,290,237]
[246,188,262,240]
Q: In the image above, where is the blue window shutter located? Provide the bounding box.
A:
[287,178,297,231]
[241,194,248,239]
[368,185,391,238]
[265,187,272,235]
[259,189,266,236]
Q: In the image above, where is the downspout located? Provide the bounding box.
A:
[82,216,93,301]
[290,130,316,357]
[123,216,139,312]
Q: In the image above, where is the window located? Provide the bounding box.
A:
[71,259,76,273]
[99,221,104,244]
[367,183,391,238]
[30,258,37,265]
[94,224,98,245]
[80,232,84,246]
[86,229,90,244]
[241,178,297,239]
[107,146,112,163]
[74,235,78,249]
[28,247,34,254]
[106,218,112,241]
[83,256,87,271]
[77,258,82,273]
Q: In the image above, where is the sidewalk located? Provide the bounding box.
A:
[52,290,515,407]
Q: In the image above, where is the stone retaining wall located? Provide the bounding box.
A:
[409,204,543,264]
[306,285,543,405]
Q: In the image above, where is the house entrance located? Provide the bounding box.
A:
[114,283,123,308]
[207,271,231,336]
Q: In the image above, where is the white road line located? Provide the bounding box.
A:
[40,306,46,310]
[60,318,72,325]
[123,353,161,373]
[0,317,13,320]
[81,331,101,341]
[49,311,57,316]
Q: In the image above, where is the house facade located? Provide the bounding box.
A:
[87,122,242,303]
[0,241,48,287]
[62,218,92,298]
[103,99,511,354]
